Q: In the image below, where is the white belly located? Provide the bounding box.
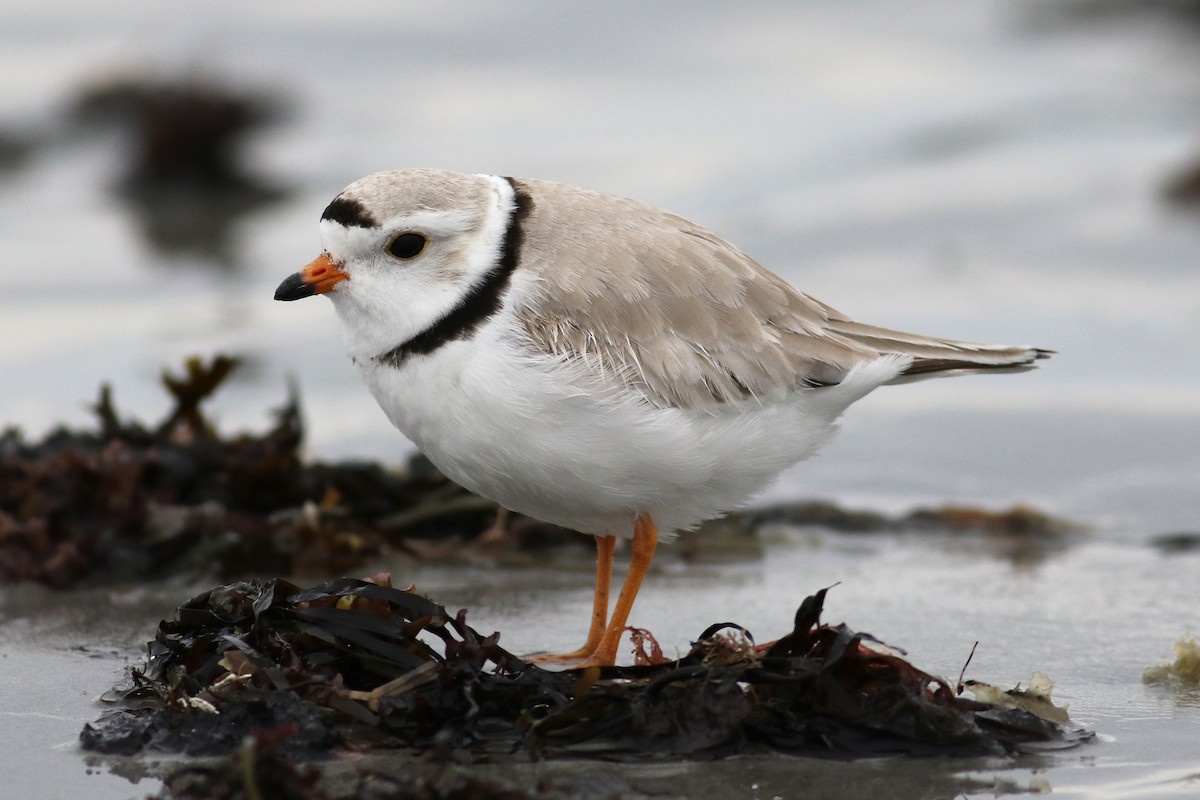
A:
[357,333,902,539]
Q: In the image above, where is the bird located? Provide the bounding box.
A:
[274,168,1049,667]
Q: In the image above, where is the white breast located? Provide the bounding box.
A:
[354,312,908,539]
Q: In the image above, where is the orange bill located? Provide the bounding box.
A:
[274,253,349,301]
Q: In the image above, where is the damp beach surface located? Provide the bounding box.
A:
[1,1,1199,797]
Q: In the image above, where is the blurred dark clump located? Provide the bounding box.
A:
[0,128,36,176]
[80,579,1092,791]
[1031,0,1200,25]
[0,355,569,589]
[717,500,1080,567]
[68,75,290,266]
[1162,158,1200,207]
[1149,531,1200,553]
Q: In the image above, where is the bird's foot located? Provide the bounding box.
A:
[530,640,619,670]
[525,642,605,666]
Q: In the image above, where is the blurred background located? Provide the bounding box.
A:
[2,0,1197,535]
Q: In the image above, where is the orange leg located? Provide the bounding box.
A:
[575,514,659,668]
[527,535,615,663]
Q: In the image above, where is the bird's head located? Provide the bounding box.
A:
[274,169,517,360]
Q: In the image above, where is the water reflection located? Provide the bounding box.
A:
[68,74,290,269]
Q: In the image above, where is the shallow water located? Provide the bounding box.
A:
[1,0,1198,797]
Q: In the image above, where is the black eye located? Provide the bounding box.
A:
[386,232,427,260]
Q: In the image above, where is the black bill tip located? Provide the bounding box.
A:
[274,272,315,302]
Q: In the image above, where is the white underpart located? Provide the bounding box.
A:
[356,238,911,538]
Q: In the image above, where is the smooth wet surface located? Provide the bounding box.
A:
[2,0,1198,796]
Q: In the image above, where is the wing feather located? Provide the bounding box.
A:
[510,178,1044,410]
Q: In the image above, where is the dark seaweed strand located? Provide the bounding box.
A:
[375,177,533,368]
[322,196,378,229]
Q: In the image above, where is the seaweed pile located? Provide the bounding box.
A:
[0,356,562,588]
[83,578,1091,771]
[0,355,1077,588]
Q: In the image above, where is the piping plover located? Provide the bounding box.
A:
[275,169,1049,667]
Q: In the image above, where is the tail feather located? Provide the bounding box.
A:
[824,318,1051,382]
